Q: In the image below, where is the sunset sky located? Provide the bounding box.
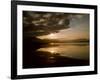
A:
[23,11,89,41]
[38,14,89,40]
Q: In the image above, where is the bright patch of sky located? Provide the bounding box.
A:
[38,14,89,40]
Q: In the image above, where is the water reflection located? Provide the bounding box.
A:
[37,43,89,60]
[23,42,89,68]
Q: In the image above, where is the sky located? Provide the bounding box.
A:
[23,11,89,41]
[38,14,89,40]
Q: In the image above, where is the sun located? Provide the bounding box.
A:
[49,33,55,37]
[37,33,57,39]
[48,33,56,39]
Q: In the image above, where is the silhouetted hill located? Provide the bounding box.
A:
[40,38,89,43]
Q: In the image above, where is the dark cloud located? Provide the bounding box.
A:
[23,11,70,37]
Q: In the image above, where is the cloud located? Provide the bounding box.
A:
[23,11,70,37]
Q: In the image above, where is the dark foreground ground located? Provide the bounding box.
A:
[23,51,89,68]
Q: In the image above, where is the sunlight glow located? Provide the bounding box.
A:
[50,50,55,54]
[37,33,58,40]
[37,44,89,60]
[48,33,56,39]
[37,47,58,54]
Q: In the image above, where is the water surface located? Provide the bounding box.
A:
[23,42,89,68]
[37,43,89,60]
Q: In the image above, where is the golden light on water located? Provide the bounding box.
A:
[50,50,55,54]
[37,44,89,60]
[37,47,57,54]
